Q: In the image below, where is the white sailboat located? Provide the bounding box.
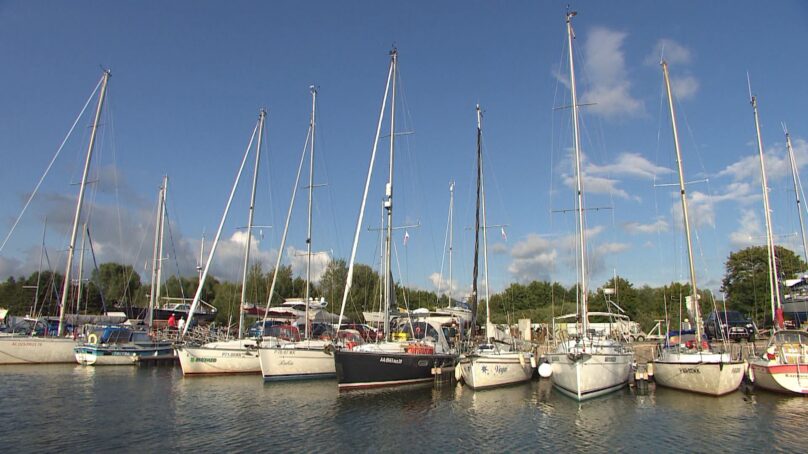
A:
[459,105,534,390]
[544,11,633,400]
[651,60,745,396]
[178,109,267,375]
[746,96,808,394]
[259,86,337,381]
[0,70,110,365]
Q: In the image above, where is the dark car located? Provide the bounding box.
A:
[704,310,755,341]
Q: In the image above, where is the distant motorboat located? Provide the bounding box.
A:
[74,325,175,366]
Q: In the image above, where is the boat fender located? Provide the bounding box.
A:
[454,364,463,381]
[747,364,755,383]
[87,333,99,345]
[538,362,553,378]
[519,353,526,368]
[530,356,537,369]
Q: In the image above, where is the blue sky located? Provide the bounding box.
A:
[2,1,808,302]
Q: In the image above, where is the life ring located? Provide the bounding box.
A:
[87,333,99,345]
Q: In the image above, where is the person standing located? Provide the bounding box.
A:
[168,313,177,330]
[178,316,186,333]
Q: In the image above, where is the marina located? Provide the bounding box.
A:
[2,2,808,451]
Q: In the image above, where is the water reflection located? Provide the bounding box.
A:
[0,368,806,451]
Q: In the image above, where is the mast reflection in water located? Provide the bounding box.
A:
[0,366,802,451]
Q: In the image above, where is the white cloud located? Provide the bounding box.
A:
[488,243,508,254]
[671,75,699,100]
[623,218,669,234]
[729,209,763,248]
[588,152,673,180]
[716,139,808,184]
[507,234,557,283]
[645,38,693,66]
[580,27,643,118]
[429,272,460,298]
[563,173,631,199]
[285,245,331,284]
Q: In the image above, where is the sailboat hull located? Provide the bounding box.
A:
[335,349,458,390]
[0,336,77,365]
[547,354,632,400]
[178,339,261,375]
[259,340,335,381]
[653,350,745,396]
[74,343,175,366]
[460,352,534,390]
[750,360,808,394]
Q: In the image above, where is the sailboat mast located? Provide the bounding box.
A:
[304,87,317,340]
[57,69,110,336]
[184,119,259,337]
[383,49,398,341]
[155,176,168,309]
[470,105,483,336]
[148,180,164,327]
[566,11,589,335]
[238,110,265,339]
[478,105,493,339]
[750,93,783,328]
[336,50,394,330]
[785,129,808,261]
[662,61,702,340]
[448,180,455,305]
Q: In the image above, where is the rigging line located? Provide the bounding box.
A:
[313,99,345,261]
[0,76,104,254]
[85,228,108,313]
[163,203,187,302]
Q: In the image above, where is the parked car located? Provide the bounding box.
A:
[704,310,755,341]
[337,323,380,342]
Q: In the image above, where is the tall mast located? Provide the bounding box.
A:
[155,176,168,310]
[57,69,110,336]
[750,93,783,329]
[148,179,165,327]
[566,10,589,335]
[336,49,395,331]
[383,49,398,341]
[785,128,808,262]
[477,105,493,340]
[662,61,702,342]
[448,180,455,305]
[304,87,317,340]
[470,106,483,336]
[184,118,259,337]
[238,110,265,339]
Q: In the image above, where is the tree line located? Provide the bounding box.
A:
[1,245,804,330]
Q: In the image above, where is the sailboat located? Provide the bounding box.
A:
[0,70,110,365]
[258,86,339,381]
[544,11,633,401]
[747,97,808,394]
[650,61,745,396]
[177,109,267,375]
[333,49,458,390]
[459,105,534,390]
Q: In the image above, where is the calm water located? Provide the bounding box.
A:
[0,365,803,452]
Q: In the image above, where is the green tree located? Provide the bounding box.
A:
[721,245,806,323]
[319,259,348,307]
[90,262,142,310]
